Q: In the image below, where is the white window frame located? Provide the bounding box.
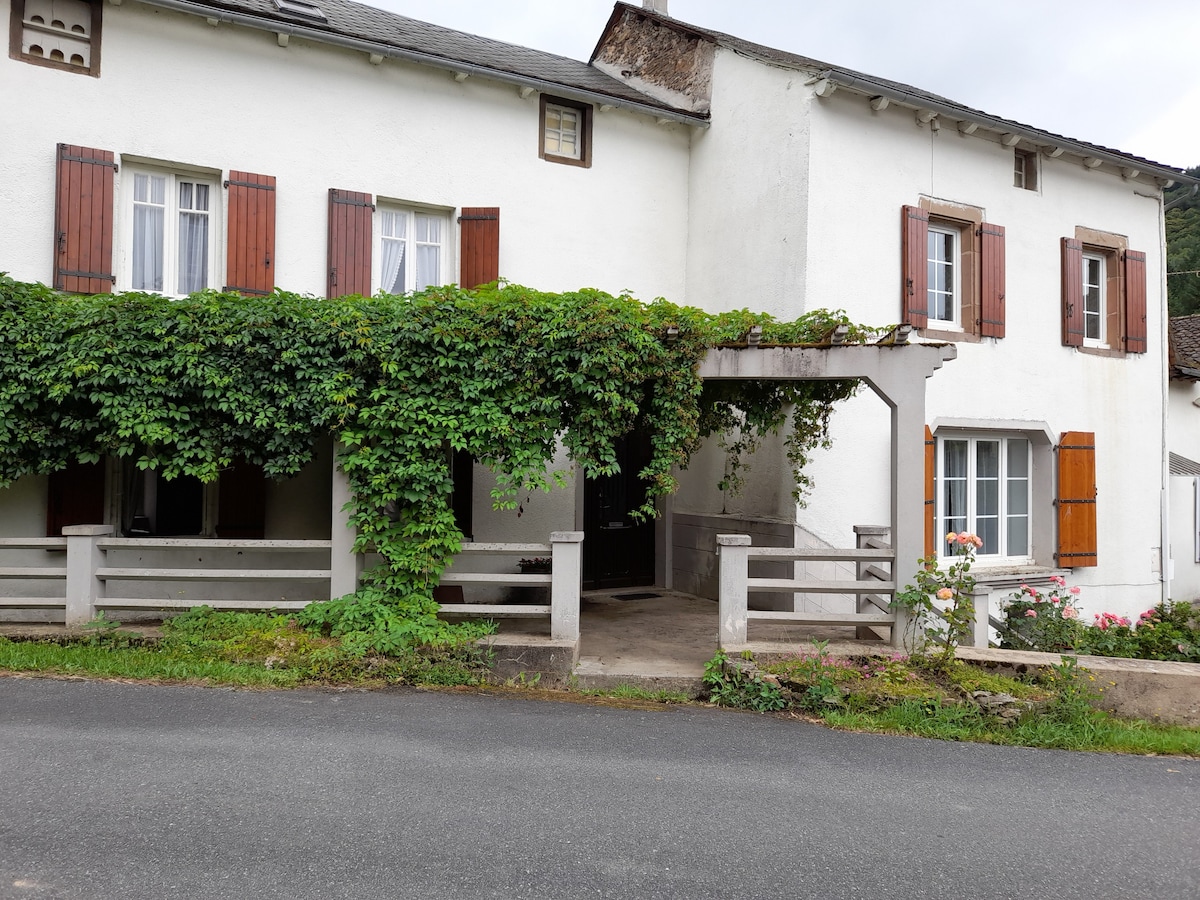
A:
[1193,477,1200,564]
[374,204,451,295]
[1082,252,1107,347]
[543,102,581,160]
[927,223,961,328]
[937,433,1032,565]
[118,164,219,297]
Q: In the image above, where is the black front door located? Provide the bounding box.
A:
[583,433,655,590]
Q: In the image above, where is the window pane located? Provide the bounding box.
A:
[132,204,164,292]
[1007,478,1028,515]
[1007,439,1028,477]
[977,478,998,517]
[944,440,967,478]
[415,244,439,291]
[177,211,208,294]
[976,441,999,478]
[978,518,999,555]
[1007,515,1029,556]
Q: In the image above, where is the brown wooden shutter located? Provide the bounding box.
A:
[1061,238,1084,347]
[327,189,374,298]
[1124,249,1147,354]
[215,460,267,539]
[53,143,115,294]
[924,425,936,557]
[1056,431,1097,567]
[225,171,276,296]
[47,460,106,536]
[979,223,1006,338]
[901,205,929,328]
[458,207,499,289]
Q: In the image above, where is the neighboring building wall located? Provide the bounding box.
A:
[1168,379,1200,602]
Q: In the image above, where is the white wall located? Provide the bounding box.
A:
[0,0,691,301]
[0,0,698,574]
[685,49,811,314]
[686,46,1170,621]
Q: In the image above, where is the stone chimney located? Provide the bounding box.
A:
[643,0,668,14]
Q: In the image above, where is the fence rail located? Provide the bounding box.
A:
[0,528,584,642]
[717,532,900,646]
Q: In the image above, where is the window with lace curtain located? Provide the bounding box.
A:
[121,167,218,296]
[377,206,447,294]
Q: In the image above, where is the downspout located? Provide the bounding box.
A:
[1160,187,1172,604]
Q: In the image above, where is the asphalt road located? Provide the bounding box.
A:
[1,677,1197,900]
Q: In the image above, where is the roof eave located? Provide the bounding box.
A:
[134,0,708,128]
[816,69,1197,187]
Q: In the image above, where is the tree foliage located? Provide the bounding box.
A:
[1166,166,1200,316]
[0,275,871,648]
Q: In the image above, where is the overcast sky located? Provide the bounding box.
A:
[374,0,1200,170]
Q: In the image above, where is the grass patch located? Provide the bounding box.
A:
[715,645,1200,757]
[0,606,493,689]
[576,682,693,704]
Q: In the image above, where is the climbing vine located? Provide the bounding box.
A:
[0,275,875,649]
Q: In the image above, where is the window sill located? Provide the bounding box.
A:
[1074,345,1127,360]
[540,152,590,169]
[971,566,1069,593]
[920,327,981,344]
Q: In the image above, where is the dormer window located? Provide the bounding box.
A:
[10,0,101,76]
[274,0,327,22]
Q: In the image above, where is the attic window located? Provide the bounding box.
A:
[10,0,101,76]
[274,0,326,21]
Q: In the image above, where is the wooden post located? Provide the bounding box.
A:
[63,525,112,626]
[717,534,751,646]
[550,531,584,642]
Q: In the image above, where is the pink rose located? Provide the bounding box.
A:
[1061,606,1078,619]
[1050,596,1060,604]
[1050,575,1066,587]
[937,587,953,600]
[1069,586,1081,595]
[1025,609,1037,618]
[972,535,983,548]
[1020,584,1030,593]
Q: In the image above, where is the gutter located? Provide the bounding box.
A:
[131,0,709,128]
[814,69,1199,187]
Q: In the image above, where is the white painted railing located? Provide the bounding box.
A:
[0,537,68,612]
[717,531,990,650]
[716,533,899,647]
[436,532,583,641]
[0,527,584,643]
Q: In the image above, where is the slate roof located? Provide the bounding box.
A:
[159,0,698,117]
[1171,315,1200,376]
[603,2,1196,181]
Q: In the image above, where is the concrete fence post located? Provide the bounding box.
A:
[969,586,992,649]
[63,525,112,626]
[717,534,751,646]
[330,445,362,599]
[549,531,584,642]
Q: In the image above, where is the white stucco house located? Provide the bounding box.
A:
[2,0,1195,633]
